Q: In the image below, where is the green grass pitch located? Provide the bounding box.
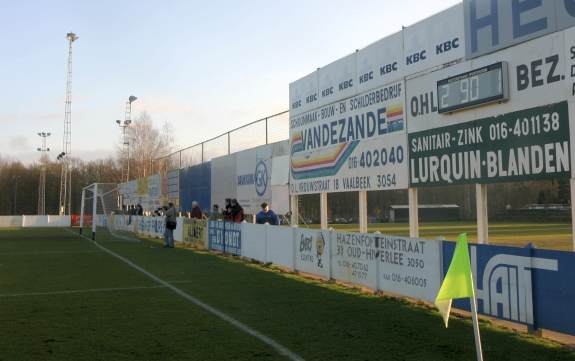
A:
[0,227,573,360]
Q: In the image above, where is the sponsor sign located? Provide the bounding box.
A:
[295,228,331,279]
[318,53,357,108]
[569,27,575,90]
[331,231,378,289]
[290,80,408,194]
[289,72,319,117]
[407,31,568,134]
[409,102,571,186]
[357,31,405,94]
[444,242,575,336]
[208,220,241,255]
[377,235,441,302]
[236,144,273,214]
[403,4,465,76]
[464,0,575,59]
[183,218,207,248]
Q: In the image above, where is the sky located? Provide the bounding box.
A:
[0,0,461,164]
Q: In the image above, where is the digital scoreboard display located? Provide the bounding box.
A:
[437,62,509,114]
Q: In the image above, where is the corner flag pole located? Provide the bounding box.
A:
[470,289,484,361]
[435,233,484,361]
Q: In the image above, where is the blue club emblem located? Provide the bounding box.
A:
[254,160,268,196]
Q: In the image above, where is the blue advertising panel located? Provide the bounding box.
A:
[531,248,575,335]
[443,242,575,335]
[180,162,211,213]
[208,220,241,256]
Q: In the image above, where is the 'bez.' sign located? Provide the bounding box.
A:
[409,102,570,186]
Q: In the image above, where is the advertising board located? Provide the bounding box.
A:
[295,228,331,279]
[290,80,408,194]
[330,231,378,289]
[208,221,242,256]
[444,241,575,336]
[464,0,575,59]
[236,144,273,214]
[377,235,442,302]
[403,4,465,76]
[407,31,572,186]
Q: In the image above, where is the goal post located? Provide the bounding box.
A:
[80,183,139,242]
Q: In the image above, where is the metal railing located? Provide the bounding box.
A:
[152,110,289,173]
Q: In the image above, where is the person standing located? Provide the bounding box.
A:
[164,202,177,248]
[223,198,233,221]
[256,202,279,225]
[190,201,203,219]
[230,199,245,223]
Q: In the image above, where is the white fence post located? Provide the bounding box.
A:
[476,184,488,244]
[320,193,328,230]
[408,188,419,238]
[290,194,299,226]
[359,191,368,233]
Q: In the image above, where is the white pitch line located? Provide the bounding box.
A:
[0,250,103,256]
[0,285,165,298]
[68,229,305,361]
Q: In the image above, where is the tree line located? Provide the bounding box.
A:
[1,110,570,219]
[0,112,173,215]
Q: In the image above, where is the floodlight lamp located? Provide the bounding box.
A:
[128,95,137,103]
[66,32,78,42]
[38,132,41,136]
[126,119,132,125]
[116,120,121,125]
[47,147,50,151]
[37,148,41,151]
[47,133,51,136]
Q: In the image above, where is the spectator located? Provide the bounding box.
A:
[256,202,279,225]
[230,199,244,223]
[191,201,203,219]
[136,204,143,216]
[223,198,233,221]
[210,204,220,220]
[164,202,177,248]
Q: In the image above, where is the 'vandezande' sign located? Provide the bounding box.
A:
[290,81,408,195]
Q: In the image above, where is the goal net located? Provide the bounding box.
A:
[80,183,139,242]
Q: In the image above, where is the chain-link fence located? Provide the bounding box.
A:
[152,110,289,173]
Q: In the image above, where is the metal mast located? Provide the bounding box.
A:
[37,132,51,215]
[58,32,78,215]
[123,96,137,182]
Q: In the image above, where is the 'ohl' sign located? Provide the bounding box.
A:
[464,0,575,58]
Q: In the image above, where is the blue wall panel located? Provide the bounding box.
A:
[179,162,211,212]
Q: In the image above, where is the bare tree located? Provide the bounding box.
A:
[121,112,174,180]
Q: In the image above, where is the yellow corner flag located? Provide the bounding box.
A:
[435,233,475,327]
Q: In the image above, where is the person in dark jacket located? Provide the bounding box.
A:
[190,201,203,219]
[255,202,279,225]
[230,199,244,223]
[164,202,177,248]
[223,198,233,221]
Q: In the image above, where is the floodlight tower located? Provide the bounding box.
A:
[58,32,78,215]
[120,95,137,182]
[37,132,51,215]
